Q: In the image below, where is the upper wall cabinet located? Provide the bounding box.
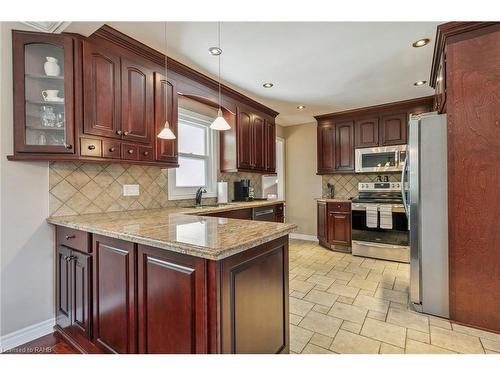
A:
[12,31,76,155]
[82,41,121,139]
[315,97,433,174]
[154,72,178,165]
[220,105,277,174]
[8,26,277,170]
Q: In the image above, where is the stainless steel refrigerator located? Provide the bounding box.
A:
[402,112,449,318]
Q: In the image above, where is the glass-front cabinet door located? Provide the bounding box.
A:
[13,31,75,154]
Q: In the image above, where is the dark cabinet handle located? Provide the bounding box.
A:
[109,147,116,152]
[65,235,76,240]
[88,145,96,150]
[143,151,149,156]
[123,131,129,136]
[128,149,134,154]
[116,130,123,135]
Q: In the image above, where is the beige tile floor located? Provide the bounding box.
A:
[288,239,500,354]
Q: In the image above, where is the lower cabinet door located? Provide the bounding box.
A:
[317,202,327,244]
[71,251,92,339]
[56,246,72,328]
[93,235,136,353]
[328,212,352,246]
[137,245,207,353]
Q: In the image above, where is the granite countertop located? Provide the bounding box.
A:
[47,200,296,261]
[315,197,353,203]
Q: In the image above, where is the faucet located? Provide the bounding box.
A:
[195,187,207,206]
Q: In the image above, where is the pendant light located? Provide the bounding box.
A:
[210,22,231,131]
[157,22,176,140]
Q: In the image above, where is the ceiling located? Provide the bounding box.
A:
[65,22,439,126]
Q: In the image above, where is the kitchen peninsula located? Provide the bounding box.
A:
[47,201,295,354]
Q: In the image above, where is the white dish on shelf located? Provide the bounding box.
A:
[43,97,64,103]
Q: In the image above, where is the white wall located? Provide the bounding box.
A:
[283,123,322,236]
[0,22,54,340]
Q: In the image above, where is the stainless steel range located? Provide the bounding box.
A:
[351,181,409,263]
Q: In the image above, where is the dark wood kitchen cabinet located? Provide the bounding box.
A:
[236,108,253,169]
[221,105,277,174]
[380,112,407,146]
[9,25,277,170]
[316,120,354,173]
[55,227,94,351]
[335,120,355,171]
[355,117,379,148]
[317,201,328,245]
[53,224,290,353]
[265,120,276,173]
[83,41,155,147]
[429,22,500,333]
[317,122,336,174]
[82,40,121,140]
[11,31,76,155]
[92,235,136,354]
[154,72,178,164]
[315,97,433,174]
[137,245,207,353]
[317,201,351,252]
[120,57,154,145]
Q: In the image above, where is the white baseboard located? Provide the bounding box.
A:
[0,318,55,353]
[290,233,318,242]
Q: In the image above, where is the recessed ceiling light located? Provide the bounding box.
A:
[297,105,306,110]
[414,80,427,86]
[208,46,222,56]
[263,82,274,88]
[412,38,430,48]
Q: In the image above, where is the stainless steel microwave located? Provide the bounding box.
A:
[355,145,407,173]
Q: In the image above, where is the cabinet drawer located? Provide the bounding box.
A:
[327,202,351,213]
[102,140,121,159]
[80,138,102,158]
[138,146,153,161]
[57,226,90,253]
[122,143,138,160]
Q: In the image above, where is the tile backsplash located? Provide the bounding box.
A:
[49,161,262,217]
[322,173,400,199]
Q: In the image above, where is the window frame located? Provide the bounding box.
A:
[168,108,218,200]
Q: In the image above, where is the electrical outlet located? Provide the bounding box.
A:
[123,184,140,196]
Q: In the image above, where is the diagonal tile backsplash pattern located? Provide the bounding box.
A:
[49,161,262,217]
[322,173,400,199]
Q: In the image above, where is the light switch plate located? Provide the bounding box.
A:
[123,184,140,196]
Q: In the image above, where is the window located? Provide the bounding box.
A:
[168,108,218,200]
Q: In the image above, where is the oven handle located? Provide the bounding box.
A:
[401,155,409,218]
[352,240,408,250]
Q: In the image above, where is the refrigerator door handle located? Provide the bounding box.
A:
[401,155,409,218]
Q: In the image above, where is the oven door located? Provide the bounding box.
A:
[351,204,409,262]
[355,145,406,173]
[351,204,409,246]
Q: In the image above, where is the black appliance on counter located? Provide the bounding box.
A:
[233,179,251,202]
[233,179,268,202]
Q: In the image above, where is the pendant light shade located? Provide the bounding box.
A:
[158,123,176,139]
[210,109,231,130]
[157,22,176,140]
[210,22,230,132]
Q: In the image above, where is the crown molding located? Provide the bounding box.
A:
[429,22,499,88]
[314,96,434,121]
[21,21,71,34]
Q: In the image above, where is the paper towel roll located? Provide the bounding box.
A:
[217,181,228,204]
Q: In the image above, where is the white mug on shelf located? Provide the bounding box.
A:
[41,89,62,102]
[44,57,60,77]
